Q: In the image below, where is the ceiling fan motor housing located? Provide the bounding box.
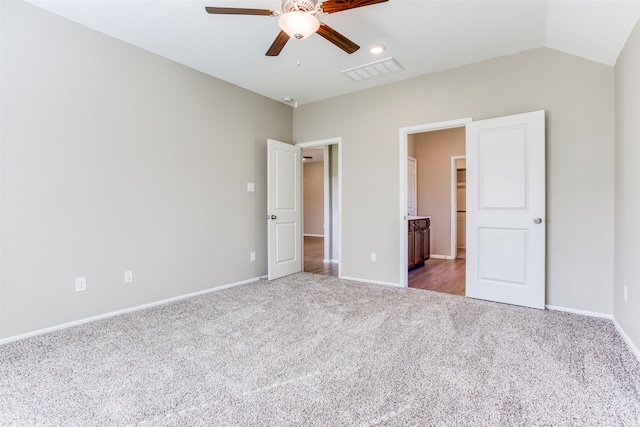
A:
[282,0,319,14]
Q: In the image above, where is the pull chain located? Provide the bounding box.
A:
[295,58,300,108]
[295,40,301,109]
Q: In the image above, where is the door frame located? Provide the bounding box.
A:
[407,156,418,217]
[451,155,466,260]
[297,137,342,277]
[398,118,472,287]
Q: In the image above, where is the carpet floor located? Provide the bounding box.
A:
[1,273,640,426]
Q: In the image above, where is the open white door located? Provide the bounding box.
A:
[466,111,545,309]
[268,139,302,280]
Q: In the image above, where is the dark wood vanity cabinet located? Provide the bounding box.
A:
[408,218,430,270]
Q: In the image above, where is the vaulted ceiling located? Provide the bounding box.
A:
[26,0,640,106]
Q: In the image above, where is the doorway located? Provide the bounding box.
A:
[298,138,341,277]
[406,128,466,295]
[398,117,472,289]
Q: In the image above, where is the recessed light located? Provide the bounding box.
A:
[370,45,386,54]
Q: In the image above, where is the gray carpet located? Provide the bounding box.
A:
[1,272,640,426]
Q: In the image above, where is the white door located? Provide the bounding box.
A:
[407,157,417,216]
[268,139,302,280]
[466,111,545,309]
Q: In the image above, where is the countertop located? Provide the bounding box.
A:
[407,216,431,220]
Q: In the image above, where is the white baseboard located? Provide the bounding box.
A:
[0,276,261,346]
[545,305,640,362]
[545,304,613,319]
[430,254,455,260]
[323,259,339,264]
[613,318,640,363]
[339,275,403,288]
[303,234,324,238]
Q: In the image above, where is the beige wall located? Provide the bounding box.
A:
[303,161,324,236]
[0,1,292,338]
[294,47,614,314]
[414,128,465,257]
[614,19,640,354]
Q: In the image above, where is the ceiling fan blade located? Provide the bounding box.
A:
[266,30,290,56]
[205,7,275,16]
[316,24,360,54]
[320,0,388,14]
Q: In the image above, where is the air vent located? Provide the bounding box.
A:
[341,57,404,82]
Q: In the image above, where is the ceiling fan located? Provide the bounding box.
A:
[205,0,388,56]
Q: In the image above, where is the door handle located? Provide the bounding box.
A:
[271,215,277,220]
[534,218,542,224]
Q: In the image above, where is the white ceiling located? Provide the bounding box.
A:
[26,0,640,106]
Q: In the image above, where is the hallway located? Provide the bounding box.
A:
[304,236,338,277]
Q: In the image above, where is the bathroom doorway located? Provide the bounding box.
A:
[406,128,466,295]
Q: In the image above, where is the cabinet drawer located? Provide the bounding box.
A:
[416,219,428,230]
[409,218,430,230]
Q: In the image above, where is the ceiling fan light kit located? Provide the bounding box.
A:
[278,11,320,40]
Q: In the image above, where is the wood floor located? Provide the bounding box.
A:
[408,253,466,296]
[305,236,464,296]
[304,236,338,277]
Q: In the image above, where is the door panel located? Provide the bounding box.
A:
[268,139,302,280]
[479,127,527,209]
[478,227,527,284]
[466,111,545,309]
[408,230,415,269]
[275,149,297,210]
[275,222,296,263]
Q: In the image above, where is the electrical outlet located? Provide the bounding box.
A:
[250,252,256,262]
[75,277,87,292]
[624,285,628,303]
[124,270,134,284]
[247,182,255,192]
[371,252,377,262]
